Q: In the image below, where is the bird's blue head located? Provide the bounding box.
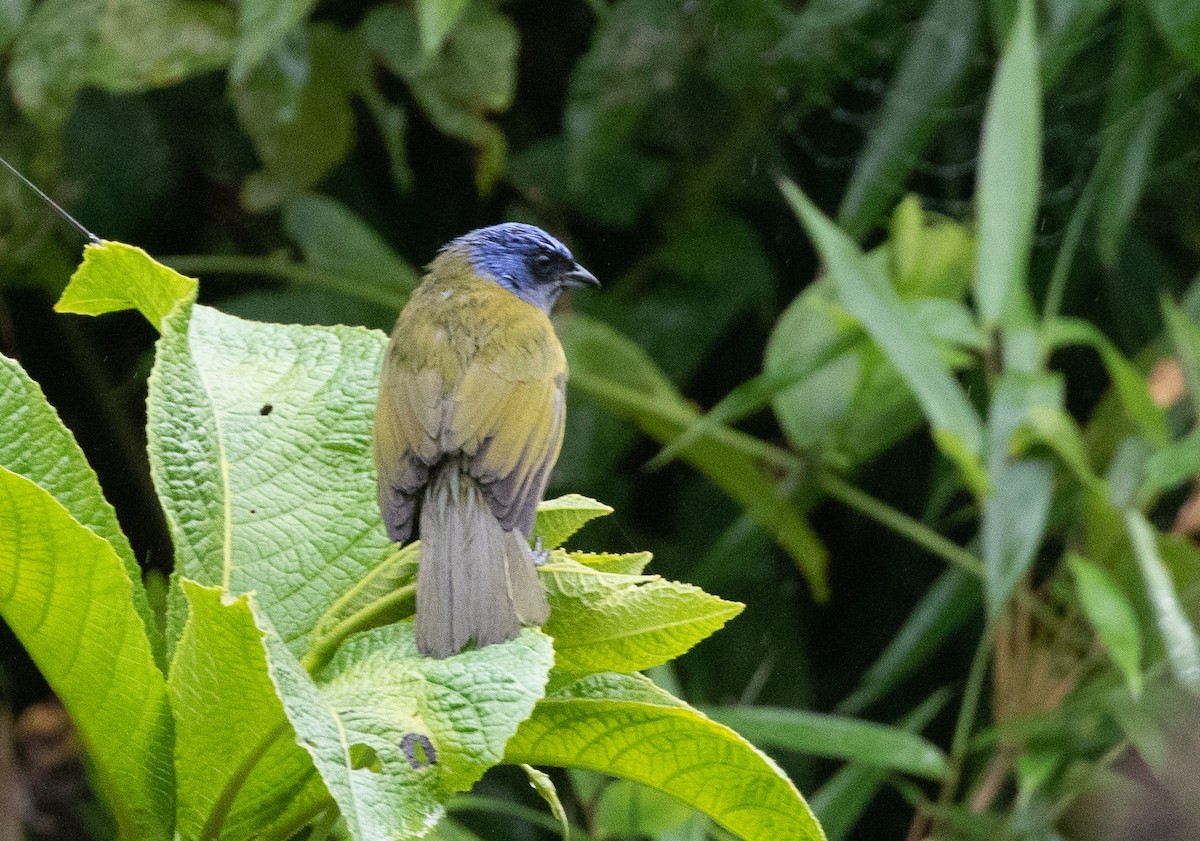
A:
[448,222,599,313]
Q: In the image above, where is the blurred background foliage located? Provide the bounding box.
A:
[5,0,1200,839]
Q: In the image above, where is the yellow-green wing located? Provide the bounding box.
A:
[374,278,567,542]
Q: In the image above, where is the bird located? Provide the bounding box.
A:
[374,222,599,658]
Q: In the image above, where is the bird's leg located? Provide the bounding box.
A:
[532,535,550,566]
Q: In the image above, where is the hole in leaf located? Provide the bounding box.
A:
[400,733,437,769]
[349,743,382,773]
[260,403,273,416]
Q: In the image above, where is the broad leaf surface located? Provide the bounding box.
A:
[268,623,553,840]
[505,672,824,841]
[541,559,742,673]
[147,300,391,655]
[0,351,160,662]
[170,580,319,841]
[0,466,172,839]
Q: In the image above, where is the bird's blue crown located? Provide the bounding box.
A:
[444,222,596,313]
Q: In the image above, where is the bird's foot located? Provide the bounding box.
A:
[532,536,550,567]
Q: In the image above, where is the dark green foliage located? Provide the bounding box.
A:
[5,1,1200,839]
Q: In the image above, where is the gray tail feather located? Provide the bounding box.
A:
[415,465,550,658]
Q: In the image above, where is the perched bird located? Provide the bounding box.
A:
[374,223,599,658]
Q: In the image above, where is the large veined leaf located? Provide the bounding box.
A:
[0,465,173,840]
[147,300,391,655]
[541,558,743,673]
[170,581,320,841]
[271,623,553,840]
[505,672,824,841]
[0,350,160,662]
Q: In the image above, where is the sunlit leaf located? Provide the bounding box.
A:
[541,558,743,673]
[505,672,824,841]
[0,349,161,663]
[56,240,197,331]
[0,465,172,839]
[170,581,319,841]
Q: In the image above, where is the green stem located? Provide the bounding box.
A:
[162,254,406,311]
[572,371,988,579]
[932,622,995,824]
[198,721,291,841]
[450,794,594,840]
[301,582,416,675]
[817,472,985,577]
[255,788,334,841]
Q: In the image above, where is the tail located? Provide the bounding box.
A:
[415,462,550,658]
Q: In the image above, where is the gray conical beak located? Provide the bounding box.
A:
[562,265,600,288]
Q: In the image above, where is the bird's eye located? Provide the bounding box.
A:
[534,253,554,267]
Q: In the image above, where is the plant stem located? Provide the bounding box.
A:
[162,254,406,311]
[817,472,985,577]
[930,622,996,833]
[301,582,416,675]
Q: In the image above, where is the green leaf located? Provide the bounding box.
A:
[1144,429,1200,498]
[233,24,357,205]
[703,706,948,781]
[779,178,985,491]
[0,465,173,839]
[567,550,653,576]
[1123,510,1200,693]
[981,374,1057,615]
[593,780,694,840]
[1067,554,1143,697]
[811,690,951,841]
[1043,318,1168,447]
[520,765,569,841]
[362,4,517,192]
[560,314,829,598]
[1147,0,1200,70]
[1162,297,1200,417]
[504,672,824,841]
[231,0,318,83]
[282,193,420,300]
[270,623,553,840]
[170,580,319,841]
[1095,10,1167,267]
[146,299,392,656]
[415,0,472,54]
[305,544,418,675]
[973,0,1040,330]
[532,494,614,549]
[10,0,234,129]
[541,558,743,673]
[55,240,197,331]
[836,568,981,716]
[837,0,980,238]
[0,351,161,665]
[0,0,28,52]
